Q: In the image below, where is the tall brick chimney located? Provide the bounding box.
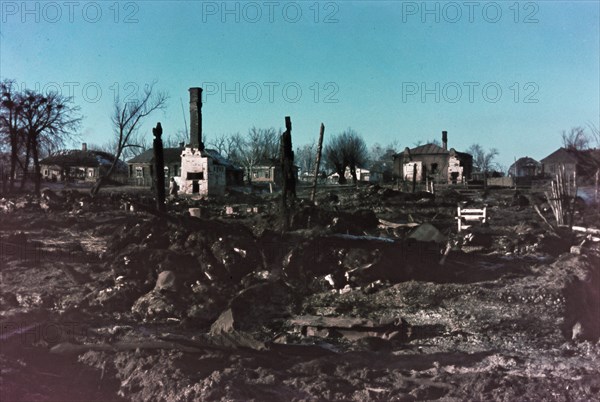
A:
[82,143,87,152]
[442,131,448,151]
[189,87,204,150]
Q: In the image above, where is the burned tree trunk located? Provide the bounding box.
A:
[153,122,166,213]
[311,123,325,202]
[412,164,417,193]
[280,116,296,230]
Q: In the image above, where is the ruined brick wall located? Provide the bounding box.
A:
[180,148,225,195]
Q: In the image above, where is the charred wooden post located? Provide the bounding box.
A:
[311,123,325,202]
[153,122,166,213]
[280,116,296,230]
[412,164,417,193]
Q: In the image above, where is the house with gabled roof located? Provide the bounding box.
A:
[40,143,127,183]
[393,131,472,184]
[509,156,542,177]
[541,147,600,181]
[540,148,578,178]
[127,146,185,186]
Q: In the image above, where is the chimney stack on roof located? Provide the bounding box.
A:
[82,143,87,152]
[442,131,448,151]
[189,87,204,151]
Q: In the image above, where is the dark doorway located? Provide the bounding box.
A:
[450,172,459,184]
[192,180,199,193]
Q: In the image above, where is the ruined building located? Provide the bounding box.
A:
[393,131,473,184]
[127,145,184,186]
[180,87,243,195]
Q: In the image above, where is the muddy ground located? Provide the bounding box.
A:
[1,184,599,401]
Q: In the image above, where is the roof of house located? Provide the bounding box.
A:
[540,147,600,177]
[41,149,124,169]
[509,156,541,170]
[128,147,184,164]
[410,143,448,155]
[540,148,579,164]
[394,143,472,161]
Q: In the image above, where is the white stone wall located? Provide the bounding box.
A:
[447,155,464,182]
[403,161,423,181]
[180,147,225,195]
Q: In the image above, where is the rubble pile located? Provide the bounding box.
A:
[1,186,599,401]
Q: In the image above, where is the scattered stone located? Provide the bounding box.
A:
[155,270,177,292]
[131,290,177,321]
[408,223,447,244]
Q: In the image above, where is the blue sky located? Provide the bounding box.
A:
[1,0,599,169]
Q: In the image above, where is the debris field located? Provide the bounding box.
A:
[1,184,599,401]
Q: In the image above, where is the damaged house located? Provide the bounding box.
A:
[393,131,473,184]
[126,88,242,191]
[179,88,243,195]
[40,143,127,183]
[127,146,184,187]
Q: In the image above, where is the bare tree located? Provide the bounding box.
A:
[123,130,151,159]
[295,141,316,178]
[468,144,499,190]
[88,143,113,153]
[368,141,398,182]
[324,135,347,184]
[208,133,229,156]
[15,88,81,195]
[91,82,168,195]
[324,128,368,184]
[562,127,590,150]
[208,133,239,159]
[0,79,24,191]
[163,128,189,148]
[344,129,368,183]
[587,122,600,148]
[229,127,280,183]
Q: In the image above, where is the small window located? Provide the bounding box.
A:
[136,167,143,178]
